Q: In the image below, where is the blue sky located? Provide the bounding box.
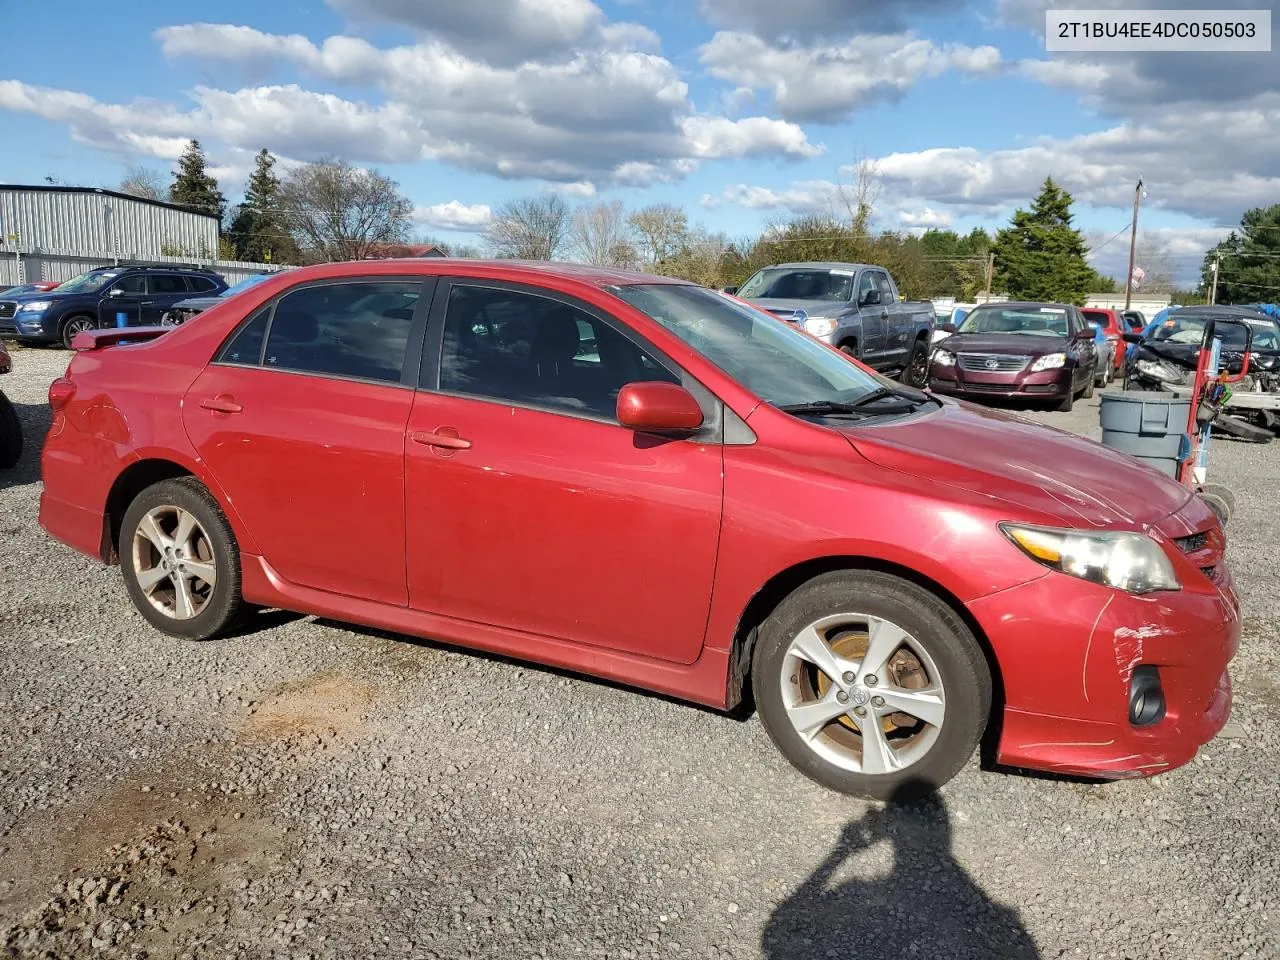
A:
[3,0,1278,286]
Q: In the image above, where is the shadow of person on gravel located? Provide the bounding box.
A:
[0,397,51,493]
[762,786,1039,960]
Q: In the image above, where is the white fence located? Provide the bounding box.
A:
[0,251,286,287]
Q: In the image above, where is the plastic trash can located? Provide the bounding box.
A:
[1098,390,1192,478]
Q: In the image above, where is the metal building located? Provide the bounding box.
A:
[0,184,227,286]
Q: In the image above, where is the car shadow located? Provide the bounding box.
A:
[763,786,1040,960]
[0,397,51,492]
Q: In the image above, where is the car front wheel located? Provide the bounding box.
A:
[752,570,991,800]
[120,477,244,640]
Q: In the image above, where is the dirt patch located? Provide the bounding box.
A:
[239,671,377,741]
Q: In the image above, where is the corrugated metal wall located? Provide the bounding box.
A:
[0,253,285,287]
[0,187,219,259]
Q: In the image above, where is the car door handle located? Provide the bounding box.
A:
[411,430,472,450]
[200,396,243,414]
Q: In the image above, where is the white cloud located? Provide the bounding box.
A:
[700,31,1001,122]
[722,180,839,214]
[699,194,721,209]
[680,115,823,159]
[899,207,953,229]
[552,181,598,198]
[413,201,494,231]
[700,0,965,40]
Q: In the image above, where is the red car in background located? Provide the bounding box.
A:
[1082,308,1127,380]
[39,260,1239,799]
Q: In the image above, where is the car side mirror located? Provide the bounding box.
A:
[860,290,882,307]
[1121,332,1142,344]
[107,287,125,298]
[616,382,703,433]
[721,286,738,296]
[938,322,958,334]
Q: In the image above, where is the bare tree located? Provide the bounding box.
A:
[838,152,881,238]
[658,227,731,287]
[1133,236,1177,295]
[485,195,571,260]
[118,164,166,202]
[277,159,412,263]
[629,204,689,267]
[569,200,637,267]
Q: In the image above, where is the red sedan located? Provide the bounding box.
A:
[39,260,1239,798]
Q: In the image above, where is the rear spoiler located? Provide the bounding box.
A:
[70,326,171,351]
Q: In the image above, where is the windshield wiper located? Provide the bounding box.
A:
[849,386,930,409]
[775,400,869,417]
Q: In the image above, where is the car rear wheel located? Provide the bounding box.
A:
[0,392,22,469]
[120,477,244,641]
[752,570,991,800]
[60,315,96,350]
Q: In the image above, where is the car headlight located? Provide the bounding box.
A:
[1135,359,1184,384]
[932,350,956,367]
[803,316,838,338]
[17,300,51,313]
[1030,352,1066,372]
[1002,524,1180,594]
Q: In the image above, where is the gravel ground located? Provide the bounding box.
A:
[0,346,1276,960]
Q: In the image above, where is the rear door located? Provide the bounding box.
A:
[873,270,910,366]
[403,279,724,664]
[144,273,192,325]
[182,277,433,606]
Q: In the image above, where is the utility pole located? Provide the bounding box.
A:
[1209,256,1220,305]
[1123,177,1144,311]
[983,252,995,298]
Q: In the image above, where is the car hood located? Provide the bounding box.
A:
[746,297,849,318]
[171,296,225,310]
[936,333,1069,355]
[840,399,1192,528]
[1138,339,1280,373]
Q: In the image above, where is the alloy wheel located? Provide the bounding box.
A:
[779,613,945,775]
[131,505,218,620]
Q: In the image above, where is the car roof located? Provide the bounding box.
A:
[769,262,879,271]
[975,301,1076,312]
[270,258,692,289]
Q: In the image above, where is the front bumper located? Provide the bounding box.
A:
[1,313,58,341]
[930,364,1074,399]
[970,534,1240,780]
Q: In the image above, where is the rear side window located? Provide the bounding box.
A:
[151,274,188,294]
[217,307,271,365]
[188,275,219,293]
[262,281,420,384]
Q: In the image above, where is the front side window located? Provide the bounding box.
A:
[112,275,148,295]
[262,281,420,384]
[856,272,876,305]
[611,284,881,408]
[438,285,677,420]
[737,268,854,302]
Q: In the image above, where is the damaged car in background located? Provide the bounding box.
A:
[1124,305,1280,444]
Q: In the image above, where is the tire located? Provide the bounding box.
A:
[1198,483,1236,523]
[119,477,244,641]
[839,340,859,360]
[0,391,21,469]
[900,336,930,388]
[1082,366,1095,399]
[751,570,991,800]
[1055,388,1074,412]
[60,314,96,350]
[1213,414,1273,444]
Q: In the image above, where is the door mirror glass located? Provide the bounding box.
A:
[107,287,125,298]
[860,289,882,307]
[616,382,703,433]
[938,322,958,334]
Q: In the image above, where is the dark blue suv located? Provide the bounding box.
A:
[0,264,227,349]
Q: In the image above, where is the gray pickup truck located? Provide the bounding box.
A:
[732,262,936,386]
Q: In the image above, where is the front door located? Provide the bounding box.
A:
[97,274,147,328]
[405,281,724,664]
[182,278,431,606]
[855,270,886,362]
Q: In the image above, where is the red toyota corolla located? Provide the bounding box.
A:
[39,260,1239,799]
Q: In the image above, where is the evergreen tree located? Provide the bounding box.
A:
[168,140,225,219]
[228,149,297,263]
[992,178,1096,304]
[1200,204,1280,305]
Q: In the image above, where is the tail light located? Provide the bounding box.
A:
[48,377,76,412]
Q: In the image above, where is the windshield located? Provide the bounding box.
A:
[221,273,271,297]
[611,284,881,407]
[737,268,854,302]
[52,270,117,294]
[1151,316,1280,350]
[957,305,1071,337]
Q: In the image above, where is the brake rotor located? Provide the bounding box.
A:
[813,629,930,734]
